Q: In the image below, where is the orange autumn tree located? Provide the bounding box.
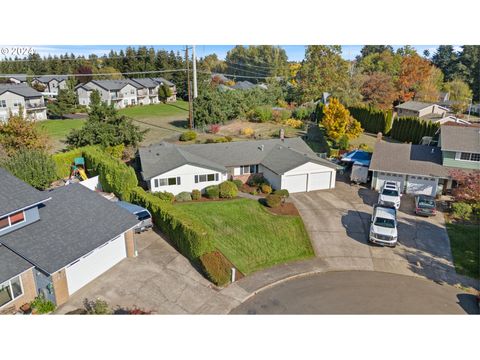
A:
[322,97,363,143]
[397,54,434,102]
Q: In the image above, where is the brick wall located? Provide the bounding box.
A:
[51,269,69,306]
[231,173,264,184]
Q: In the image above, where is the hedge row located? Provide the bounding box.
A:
[124,186,214,260]
[348,106,393,135]
[52,147,88,179]
[389,117,439,144]
[82,147,138,200]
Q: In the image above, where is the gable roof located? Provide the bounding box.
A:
[369,141,450,178]
[0,84,43,99]
[2,74,28,82]
[0,245,33,283]
[440,124,480,153]
[396,101,438,112]
[89,79,134,91]
[151,77,174,87]
[139,138,336,179]
[34,75,68,83]
[0,184,139,274]
[0,168,51,218]
[130,78,158,89]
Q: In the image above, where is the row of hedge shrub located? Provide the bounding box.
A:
[348,106,393,135]
[389,117,439,144]
[52,147,88,179]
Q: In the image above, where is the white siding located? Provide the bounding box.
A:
[0,91,46,121]
[374,172,406,192]
[277,162,336,193]
[406,175,437,196]
[149,164,227,195]
[77,87,92,106]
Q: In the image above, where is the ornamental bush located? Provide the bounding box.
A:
[153,191,175,203]
[232,179,243,189]
[105,143,125,159]
[205,185,220,199]
[175,191,192,202]
[240,127,255,137]
[199,251,233,286]
[31,294,56,314]
[452,202,473,221]
[191,189,201,200]
[285,118,304,129]
[179,130,197,141]
[265,194,282,208]
[273,189,290,198]
[261,184,272,194]
[250,105,273,123]
[292,106,314,120]
[219,181,238,199]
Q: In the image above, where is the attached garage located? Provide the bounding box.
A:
[65,234,126,295]
[279,162,336,194]
[406,175,437,196]
[308,171,333,191]
[374,172,405,192]
[283,174,308,193]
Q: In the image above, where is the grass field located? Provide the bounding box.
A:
[176,198,314,274]
[36,119,86,152]
[447,223,479,279]
[118,100,189,118]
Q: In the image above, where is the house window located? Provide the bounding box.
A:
[240,164,259,175]
[13,101,21,107]
[131,99,136,105]
[123,100,128,106]
[157,177,181,186]
[0,100,6,108]
[0,217,8,230]
[0,276,23,307]
[459,152,480,162]
[194,173,218,183]
[0,211,26,230]
[131,90,135,95]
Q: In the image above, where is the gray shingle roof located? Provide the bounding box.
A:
[0,184,139,274]
[139,138,336,179]
[0,168,51,218]
[395,101,436,112]
[440,124,480,153]
[0,245,33,283]
[34,75,68,83]
[130,78,158,89]
[0,84,43,98]
[151,77,174,87]
[369,141,450,178]
[90,80,133,91]
[2,74,28,82]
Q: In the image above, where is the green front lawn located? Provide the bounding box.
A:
[37,119,85,140]
[176,198,314,274]
[447,223,480,279]
[118,100,188,118]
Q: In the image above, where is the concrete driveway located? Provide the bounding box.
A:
[56,230,243,314]
[290,179,478,290]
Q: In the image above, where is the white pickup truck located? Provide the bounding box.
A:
[369,204,398,247]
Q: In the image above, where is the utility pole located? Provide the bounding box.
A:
[192,45,198,98]
[185,45,193,129]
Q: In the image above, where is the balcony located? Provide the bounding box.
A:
[137,90,148,98]
[149,91,158,97]
[25,101,46,110]
[110,93,124,100]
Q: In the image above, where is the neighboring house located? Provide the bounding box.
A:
[130,78,160,105]
[423,114,471,126]
[0,168,139,313]
[2,74,28,84]
[395,101,449,118]
[76,80,139,109]
[32,75,68,95]
[0,84,47,122]
[369,124,480,196]
[151,77,177,102]
[138,138,337,195]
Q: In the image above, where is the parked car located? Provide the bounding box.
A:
[116,201,153,233]
[378,181,401,209]
[369,204,398,247]
[414,195,437,216]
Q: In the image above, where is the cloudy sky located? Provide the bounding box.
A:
[0,45,462,62]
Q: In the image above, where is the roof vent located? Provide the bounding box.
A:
[156,153,160,156]
[259,145,264,151]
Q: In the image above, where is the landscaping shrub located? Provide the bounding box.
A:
[250,105,273,123]
[389,117,439,143]
[240,127,255,137]
[125,186,214,259]
[273,189,290,198]
[214,137,229,143]
[2,149,57,190]
[205,138,215,143]
[105,143,125,159]
[225,136,233,142]
[348,106,393,135]
[285,118,304,129]
[179,130,197,141]
[191,189,201,201]
[261,184,272,194]
[232,179,243,190]
[208,124,220,134]
[452,202,473,221]
[83,146,138,200]
[247,174,269,187]
[83,298,111,315]
[31,295,56,314]
[265,194,282,208]
[199,251,232,286]
[292,106,314,120]
[205,185,220,199]
[219,181,238,199]
[175,191,192,202]
[329,148,340,158]
[338,135,349,150]
[52,147,86,178]
[153,191,175,203]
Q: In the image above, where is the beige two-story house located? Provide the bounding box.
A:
[76,80,139,109]
[0,84,47,122]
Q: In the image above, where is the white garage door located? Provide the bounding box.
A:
[308,172,332,191]
[65,234,126,295]
[375,172,405,192]
[283,174,307,193]
[406,176,437,196]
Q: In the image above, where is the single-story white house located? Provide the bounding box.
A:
[138,138,338,195]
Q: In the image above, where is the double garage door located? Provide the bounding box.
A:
[65,234,126,295]
[406,176,437,196]
[282,171,333,193]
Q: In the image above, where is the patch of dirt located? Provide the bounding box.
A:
[265,202,300,216]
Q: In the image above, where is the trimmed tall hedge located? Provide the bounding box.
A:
[389,117,439,144]
[52,147,87,179]
[348,106,393,135]
[124,186,214,260]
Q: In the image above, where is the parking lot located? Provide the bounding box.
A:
[290,179,478,290]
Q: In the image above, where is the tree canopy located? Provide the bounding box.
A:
[321,98,362,142]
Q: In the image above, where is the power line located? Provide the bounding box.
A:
[221,64,271,77]
[200,71,282,80]
[0,69,186,78]
[224,60,278,70]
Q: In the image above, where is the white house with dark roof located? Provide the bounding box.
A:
[1,74,28,84]
[130,78,160,105]
[138,138,338,195]
[0,83,47,122]
[0,168,139,313]
[32,75,68,95]
[76,79,139,109]
[395,101,449,118]
[151,77,177,102]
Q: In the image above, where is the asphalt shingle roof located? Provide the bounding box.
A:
[369,141,450,178]
[90,80,134,91]
[0,84,43,98]
[0,184,139,274]
[34,75,68,83]
[2,74,28,82]
[395,101,436,112]
[151,77,174,87]
[130,78,158,89]
[440,124,480,153]
[0,245,33,283]
[0,168,51,218]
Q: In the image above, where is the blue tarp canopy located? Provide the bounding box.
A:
[341,150,372,167]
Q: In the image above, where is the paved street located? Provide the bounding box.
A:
[231,271,479,314]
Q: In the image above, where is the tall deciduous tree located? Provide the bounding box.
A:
[396,54,433,102]
[296,46,349,103]
[321,98,362,142]
[360,72,396,110]
[443,79,473,114]
[449,169,480,203]
[415,66,444,103]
